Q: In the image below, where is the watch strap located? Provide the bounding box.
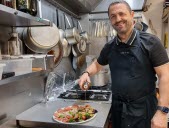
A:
[157,106,169,114]
[81,71,90,76]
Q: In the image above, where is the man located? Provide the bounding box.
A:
[79,1,169,128]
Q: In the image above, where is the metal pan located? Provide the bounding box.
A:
[23,23,60,53]
[72,55,85,70]
[134,22,143,31]
[64,15,80,45]
[78,21,88,42]
[62,38,71,57]
[58,29,71,57]
[72,38,87,57]
[47,41,63,67]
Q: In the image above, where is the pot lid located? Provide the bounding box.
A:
[28,23,60,48]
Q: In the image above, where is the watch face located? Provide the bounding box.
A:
[157,106,169,113]
[162,107,169,113]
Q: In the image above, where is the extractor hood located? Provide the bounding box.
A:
[47,0,103,15]
[46,0,147,18]
[93,0,147,12]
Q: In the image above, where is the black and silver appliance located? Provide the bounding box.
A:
[57,84,112,102]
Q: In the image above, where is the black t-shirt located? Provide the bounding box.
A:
[97,31,169,67]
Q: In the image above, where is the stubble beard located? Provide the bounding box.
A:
[113,20,132,35]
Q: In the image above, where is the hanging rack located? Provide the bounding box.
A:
[89,16,142,21]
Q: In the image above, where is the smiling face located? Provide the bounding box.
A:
[108,3,134,35]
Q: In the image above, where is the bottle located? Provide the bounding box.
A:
[16,0,30,13]
[7,28,23,55]
[29,0,37,16]
[12,0,17,9]
[83,82,91,90]
[4,0,13,8]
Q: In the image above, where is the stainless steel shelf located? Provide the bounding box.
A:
[0,4,52,27]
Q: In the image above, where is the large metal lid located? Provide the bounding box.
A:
[28,23,60,48]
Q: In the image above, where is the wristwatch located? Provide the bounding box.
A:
[81,71,90,76]
[157,106,169,114]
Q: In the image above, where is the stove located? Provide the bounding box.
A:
[57,84,112,101]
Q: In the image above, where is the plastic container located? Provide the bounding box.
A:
[0,59,32,76]
[0,64,6,80]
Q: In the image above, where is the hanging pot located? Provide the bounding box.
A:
[62,38,71,57]
[77,55,85,68]
[80,31,88,42]
[23,23,60,53]
[72,39,87,57]
[58,29,71,57]
[72,56,77,70]
[72,55,85,70]
[78,21,88,42]
[64,15,81,45]
[65,27,81,45]
[48,41,63,67]
[134,22,143,31]
[59,29,65,41]
[66,36,79,45]
[141,22,148,32]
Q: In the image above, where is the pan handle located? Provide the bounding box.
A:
[64,14,72,28]
[78,21,83,32]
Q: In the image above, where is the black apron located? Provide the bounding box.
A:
[108,32,157,128]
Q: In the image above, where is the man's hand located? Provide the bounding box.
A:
[151,110,168,128]
[78,73,91,90]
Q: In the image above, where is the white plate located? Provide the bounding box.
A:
[53,106,97,124]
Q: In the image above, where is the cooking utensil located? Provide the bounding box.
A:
[134,22,143,31]
[64,15,80,45]
[95,21,98,37]
[72,55,85,70]
[23,23,60,53]
[141,22,148,32]
[78,21,89,42]
[72,56,77,70]
[90,70,109,87]
[57,12,71,57]
[72,38,86,57]
[62,38,71,57]
[48,40,63,67]
[77,55,85,68]
[58,29,71,57]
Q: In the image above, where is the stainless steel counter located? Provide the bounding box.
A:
[0,70,49,127]
[16,100,111,128]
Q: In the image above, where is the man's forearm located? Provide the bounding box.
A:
[85,60,103,76]
[158,76,169,107]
